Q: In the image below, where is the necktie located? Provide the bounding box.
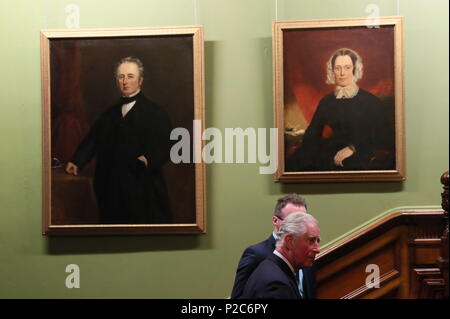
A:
[297,270,304,298]
[120,96,137,104]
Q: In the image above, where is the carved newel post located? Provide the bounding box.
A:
[438,170,449,298]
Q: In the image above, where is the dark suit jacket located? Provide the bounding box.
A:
[71,92,173,224]
[241,253,301,299]
[231,234,316,299]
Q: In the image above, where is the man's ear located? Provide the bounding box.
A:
[272,216,278,226]
[139,77,144,86]
[284,234,294,250]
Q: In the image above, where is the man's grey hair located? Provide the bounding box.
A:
[274,193,307,217]
[275,212,318,247]
[325,48,363,85]
[115,56,144,78]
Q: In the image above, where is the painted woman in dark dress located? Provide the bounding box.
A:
[287,48,395,171]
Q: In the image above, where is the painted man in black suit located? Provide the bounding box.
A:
[231,194,317,299]
[241,212,320,299]
[65,57,172,224]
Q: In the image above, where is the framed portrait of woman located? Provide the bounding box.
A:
[273,17,405,182]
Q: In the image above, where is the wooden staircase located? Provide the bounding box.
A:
[315,171,449,299]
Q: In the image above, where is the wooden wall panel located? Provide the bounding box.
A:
[410,239,442,265]
[315,210,445,299]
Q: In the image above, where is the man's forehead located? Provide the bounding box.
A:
[282,203,306,214]
[306,222,320,235]
[117,62,139,74]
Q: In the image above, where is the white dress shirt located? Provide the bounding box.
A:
[121,90,140,117]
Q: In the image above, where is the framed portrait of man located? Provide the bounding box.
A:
[41,26,206,235]
[273,17,405,182]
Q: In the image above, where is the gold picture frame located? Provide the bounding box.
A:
[273,17,405,182]
[41,26,206,235]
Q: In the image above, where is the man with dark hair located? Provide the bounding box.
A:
[230,194,317,299]
[66,56,173,224]
[273,193,308,218]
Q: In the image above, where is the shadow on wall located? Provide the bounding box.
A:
[46,234,206,255]
[280,181,404,196]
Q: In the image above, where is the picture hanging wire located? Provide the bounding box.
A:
[43,0,50,28]
[193,0,199,25]
[275,0,278,21]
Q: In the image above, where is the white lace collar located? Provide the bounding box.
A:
[334,83,359,99]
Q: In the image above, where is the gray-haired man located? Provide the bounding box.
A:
[231,194,317,299]
[241,212,320,299]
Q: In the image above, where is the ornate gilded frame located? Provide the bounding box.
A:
[273,17,405,182]
[41,26,206,235]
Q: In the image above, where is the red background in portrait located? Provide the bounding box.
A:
[283,25,395,124]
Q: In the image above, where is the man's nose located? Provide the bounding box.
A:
[313,243,320,254]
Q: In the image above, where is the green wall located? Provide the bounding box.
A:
[0,0,448,298]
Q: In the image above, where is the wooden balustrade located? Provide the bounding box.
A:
[314,170,449,299]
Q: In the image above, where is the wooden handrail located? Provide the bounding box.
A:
[316,209,444,265]
[314,170,449,299]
